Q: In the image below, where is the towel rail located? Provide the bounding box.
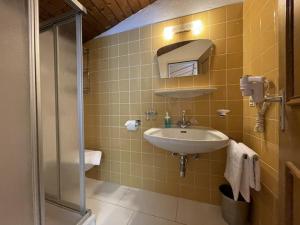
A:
[241,153,259,161]
[228,139,259,161]
[285,161,300,225]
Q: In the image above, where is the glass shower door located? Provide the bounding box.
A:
[57,19,81,206]
[40,15,85,214]
[40,28,58,199]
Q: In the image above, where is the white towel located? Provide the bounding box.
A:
[85,149,102,171]
[224,140,245,201]
[239,143,261,191]
[239,155,251,202]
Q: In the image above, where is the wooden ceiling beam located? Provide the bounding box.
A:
[39,4,54,20]
[82,13,104,34]
[43,0,69,15]
[40,0,157,42]
[127,0,142,13]
[79,0,111,29]
[137,0,150,8]
[82,23,95,41]
[114,0,133,17]
[89,0,119,26]
[103,0,126,21]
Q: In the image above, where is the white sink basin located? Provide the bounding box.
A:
[144,127,229,154]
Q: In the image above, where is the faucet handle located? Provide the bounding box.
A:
[182,110,186,115]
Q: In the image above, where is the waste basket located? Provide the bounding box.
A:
[219,184,250,225]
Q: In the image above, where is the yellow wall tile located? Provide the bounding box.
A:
[243,0,279,224]
[226,3,243,21]
[208,7,227,24]
[210,23,226,40]
[84,3,244,205]
[227,19,243,37]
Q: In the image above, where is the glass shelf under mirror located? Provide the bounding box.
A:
[154,87,217,98]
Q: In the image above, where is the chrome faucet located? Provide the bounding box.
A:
[177,110,191,128]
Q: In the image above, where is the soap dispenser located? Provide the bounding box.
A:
[164,112,171,128]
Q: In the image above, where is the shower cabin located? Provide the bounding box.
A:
[39,1,91,224]
[40,5,84,211]
[0,0,91,224]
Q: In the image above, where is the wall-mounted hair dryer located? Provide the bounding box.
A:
[240,75,285,132]
[240,75,265,103]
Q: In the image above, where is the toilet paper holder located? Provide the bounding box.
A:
[135,120,141,126]
[124,120,141,131]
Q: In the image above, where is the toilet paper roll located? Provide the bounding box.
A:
[125,120,139,131]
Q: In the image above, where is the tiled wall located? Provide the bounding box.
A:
[84,3,243,204]
[243,0,279,224]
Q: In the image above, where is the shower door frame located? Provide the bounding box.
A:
[28,0,44,224]
[39,9,86,216]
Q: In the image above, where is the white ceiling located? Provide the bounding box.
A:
[98,0,243,38]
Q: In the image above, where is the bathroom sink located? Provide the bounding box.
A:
[144,127,229,154]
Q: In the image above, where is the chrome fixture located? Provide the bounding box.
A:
[265,89,285,131]
[171,153,200,177]
[254,90,285,132]
[145,108,157,120]
[192,154,200,160]
[177,110,191,128]
[179,155,188,177]
[240,75,286,132]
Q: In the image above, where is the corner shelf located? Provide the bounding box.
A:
[154,87,217,99]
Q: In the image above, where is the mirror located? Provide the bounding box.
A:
[157,39,213,78]
[168,60,198,78]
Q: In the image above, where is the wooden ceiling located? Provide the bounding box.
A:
[39,0,156,42]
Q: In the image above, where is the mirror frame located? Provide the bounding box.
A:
[156,39,212,79]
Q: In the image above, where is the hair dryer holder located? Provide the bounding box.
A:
[240,75,285,131]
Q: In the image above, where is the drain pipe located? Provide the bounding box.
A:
[179,155,188,177]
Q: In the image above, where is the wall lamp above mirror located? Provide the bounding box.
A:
[157,39,213,78]
[163,20,204,40]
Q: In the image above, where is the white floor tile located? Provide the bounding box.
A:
[86,178,104,197]
[85,179,229,225]
[86,178,130,204]
[129,212,184,225]
[119,188,178,220]
[176,198,228,225]
[86,198,134,225]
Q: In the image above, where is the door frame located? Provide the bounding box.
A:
[283,0,300,105]
[278,0,300,224]
[278,0,287,224]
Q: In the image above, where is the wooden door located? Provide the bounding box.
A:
[279,0,300,224]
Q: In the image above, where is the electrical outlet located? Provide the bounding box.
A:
[249,96,255,107]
